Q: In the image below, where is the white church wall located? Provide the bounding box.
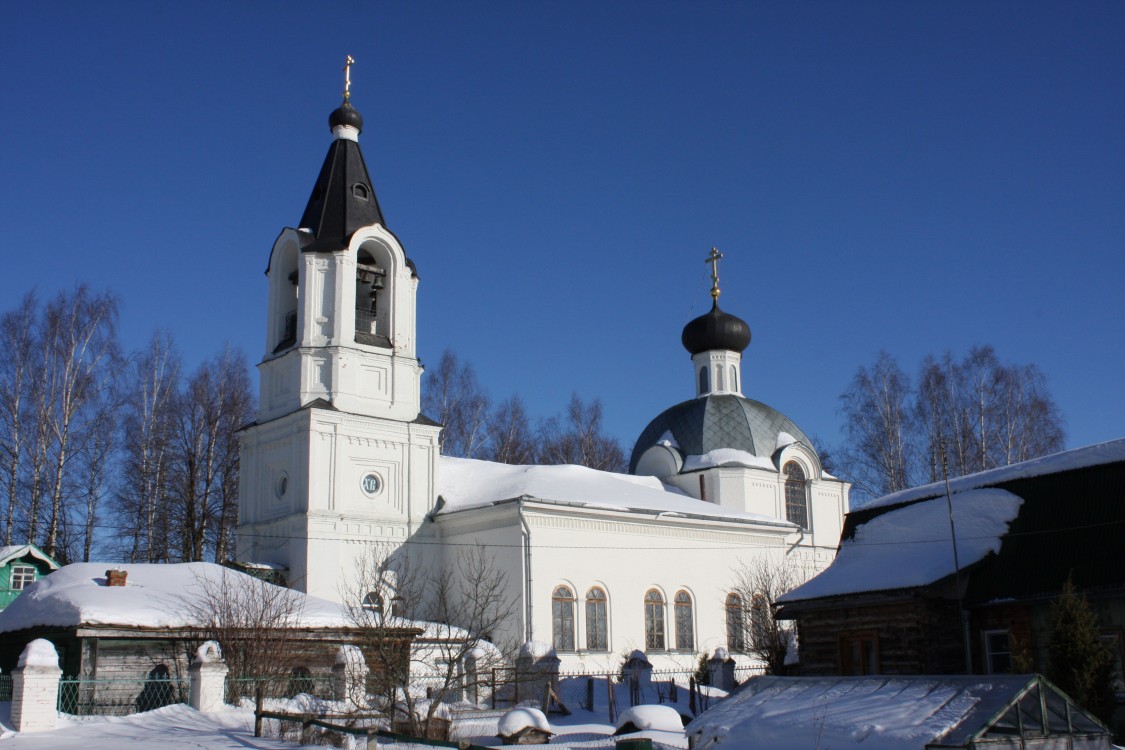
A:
[432,506,527,655]
[435,503,802,673]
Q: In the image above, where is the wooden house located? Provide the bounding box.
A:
[0,561,420,710]
[776,440,1125,686]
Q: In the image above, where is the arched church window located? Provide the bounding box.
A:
[352,183,369,200]
[784,461,810,529]
[750,593,771,649]
[726,593,745,652]
[362,592,384,615]
[699,367,709,394]
[586,587,608,651]
[730,365,738,392]
[674,590,694,651]
[552,586,575,651]
[644,589,666,651]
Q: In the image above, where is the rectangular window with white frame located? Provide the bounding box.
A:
[983,629,1012,674]
[10,565,35,591]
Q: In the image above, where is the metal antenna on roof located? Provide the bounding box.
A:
[941,440,972,673]
[706,247,723,301]
[343,55,355,103]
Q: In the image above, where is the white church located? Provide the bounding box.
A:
[236,81,850,671]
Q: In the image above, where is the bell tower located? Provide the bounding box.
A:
[238,60,440,601]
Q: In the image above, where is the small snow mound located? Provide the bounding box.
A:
[712,647,729,661]
[498,707,551,736]
[194,640,222,664]
[616,704,684,734]
[285,693,323,714]
[519,640,556,659]
[468,640,502,661]
[775,431,799,452]
[657,431,680,449]
[336,644,366,670]
[18,638,59,668]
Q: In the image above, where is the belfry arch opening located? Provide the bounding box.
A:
[272,242,299,353]
[355,244,392,347]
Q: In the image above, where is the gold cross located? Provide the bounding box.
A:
[343,55,355,102]
[705,247,723,300]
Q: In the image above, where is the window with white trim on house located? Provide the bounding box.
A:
[10,565,35,590]
[552,586,575,651]
[983,629,1012,674]
[586,587,608,651]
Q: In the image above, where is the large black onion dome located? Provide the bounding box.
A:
[681,302,751,355]
[329,102,364,133]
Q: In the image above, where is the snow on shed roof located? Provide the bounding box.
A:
[684,675,1110,750]
[778,488,1022,604]
[0,562,353,633]
[436,456,792,526]
[860,438,1125,510]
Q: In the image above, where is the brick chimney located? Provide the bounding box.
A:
[106,569,127,587]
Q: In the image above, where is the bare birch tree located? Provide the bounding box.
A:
[841,346,1064,502]
[0,293,37,545]
[167,346,254,562]
[115,331,180,562]
[485,395,537,464]
[422,350,491,458]
[39,287,122,559]
[838,351,916,498]
[537,393,626,472]
[729,555,805,675]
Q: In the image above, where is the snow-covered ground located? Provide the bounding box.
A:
[0,703,681,750]
[0,685,709,749]
[0,702,305,749]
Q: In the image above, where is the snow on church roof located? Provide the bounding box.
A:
[778,488,1022,604]
[0,562,353,633]
[436,456,793,526]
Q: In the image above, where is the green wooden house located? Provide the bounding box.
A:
[0,544,59,610]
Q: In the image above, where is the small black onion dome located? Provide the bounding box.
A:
[329,102,364,133]
[681,301,751,355]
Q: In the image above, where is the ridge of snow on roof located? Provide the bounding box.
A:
[682,448,775,472]
[778,488,1021,603]
[0,544,58,569]
[860,438,1125,510]
[436,456,791,525]
[0,562,353,632]
[685,675,1043,750]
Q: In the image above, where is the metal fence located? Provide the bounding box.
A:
[225,672,339,705]
[57,675,189,716]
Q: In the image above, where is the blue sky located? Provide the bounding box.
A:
[3,1,1123,461]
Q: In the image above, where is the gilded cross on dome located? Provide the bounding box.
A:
[343,55,355,102]
[706,247,724,300]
